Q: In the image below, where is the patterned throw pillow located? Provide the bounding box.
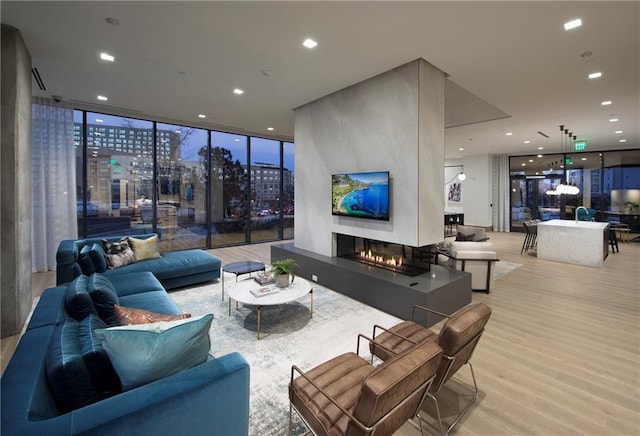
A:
[105,249,137,270]
[103,237,130,254]
[102,237,137,269]
[114,305,191,326]
[128,235,162,261]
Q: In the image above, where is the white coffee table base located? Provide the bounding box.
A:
[227,277,313,339]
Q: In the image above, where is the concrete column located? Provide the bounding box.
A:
[1,25,32,338]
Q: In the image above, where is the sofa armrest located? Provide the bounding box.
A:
[2,325,249,436]
[69,353,250,435]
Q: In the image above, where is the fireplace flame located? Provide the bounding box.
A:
[359,250,404,269]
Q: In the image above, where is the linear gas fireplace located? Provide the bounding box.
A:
[336,234,433,276]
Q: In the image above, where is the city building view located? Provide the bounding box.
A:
[73,111,294,251]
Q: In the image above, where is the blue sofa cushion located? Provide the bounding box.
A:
[87,273,120,326]
[79,314,122,398]
[46,318,99,413]
[89,243,108,273]
[64,275,97,321]
[119,290,183,315]
[78,245,96,275]
[95,314,213,390]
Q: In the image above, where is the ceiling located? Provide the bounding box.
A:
[2,1,638,159]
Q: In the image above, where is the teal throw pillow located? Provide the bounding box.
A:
[64,275,97,321]
[87,273,119,326]
[89,243,108,273]
[95,314,213,391]
[46,318,99,412]
[78,245,96,275]
[79,314,122,398]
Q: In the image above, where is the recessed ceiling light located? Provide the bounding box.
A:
[537,147,544,150]
[97,95,108,101]
[524,140,531,144]
[303,38,317,49]
[267,127,274,131]
[521,163,526,166]
[619,139,627,143]
[537,154,543,158]
[615,130,623,134]
[505,132,513,136]
[528,159,534,163]
[601,100,612,106]
[234,139,240,142]
[588,72,602,79]
[198,114,206,119]
[233,88,244,95]
[100,52,115,62]
[458,147,464,151]
[581,157,587,161]
[564,19,582,30]
[609,118,619,122]
[95,119,103,123]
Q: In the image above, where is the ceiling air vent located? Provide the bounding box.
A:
[31,68,46,91]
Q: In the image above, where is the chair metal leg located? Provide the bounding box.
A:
[414,412,427,436]
[424,361,480,436]
[288,401,293,436]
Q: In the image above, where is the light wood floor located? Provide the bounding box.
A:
[2,233,639,435]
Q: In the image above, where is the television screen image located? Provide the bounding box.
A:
[332,171,390,221]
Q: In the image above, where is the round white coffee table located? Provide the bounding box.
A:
[227,276,313,339]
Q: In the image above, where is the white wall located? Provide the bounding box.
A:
[294,59,445,257]
[462,154,493,227]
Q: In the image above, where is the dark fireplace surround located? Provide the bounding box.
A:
[336,234,433,277]
[271,238,471,327]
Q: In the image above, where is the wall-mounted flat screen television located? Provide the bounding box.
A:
[332,171,390,221]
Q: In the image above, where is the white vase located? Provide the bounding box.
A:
[275,274,291,288]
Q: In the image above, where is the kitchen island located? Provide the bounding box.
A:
[537,219,610,267]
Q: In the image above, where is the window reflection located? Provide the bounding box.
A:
[74,112,295,249]
[510,150,640,232]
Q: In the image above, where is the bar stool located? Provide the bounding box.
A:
[520,221,537,254]
[608,228,619,253]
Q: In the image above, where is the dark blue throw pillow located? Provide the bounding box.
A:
[46,318,99,413]
[64,275,97,321]
[87,273,120,326]
[79,314,122,398]
[89,243,108,273]
[78,245,96,275]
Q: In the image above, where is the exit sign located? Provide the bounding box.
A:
[574,140,587,151]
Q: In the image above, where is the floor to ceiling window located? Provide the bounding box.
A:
[283,141,295,239]
[155,122,208,251]
[74,110,294,250]
[75,112,154,238]
[249,137,281,242]
[509,150,640,232]
[210,132,248,246]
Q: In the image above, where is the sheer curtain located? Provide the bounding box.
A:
[492,154,511,232]
[32,97,78,272]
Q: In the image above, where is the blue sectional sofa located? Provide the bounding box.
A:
[1,271,250,436]
[56,234,221,289]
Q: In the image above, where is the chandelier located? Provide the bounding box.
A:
[546,125,580,196]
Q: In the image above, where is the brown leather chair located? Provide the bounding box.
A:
[289,339,443,436]
[370,303,492,435]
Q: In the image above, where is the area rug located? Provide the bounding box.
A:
[493,260,521,281]
[170,276,402,435]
